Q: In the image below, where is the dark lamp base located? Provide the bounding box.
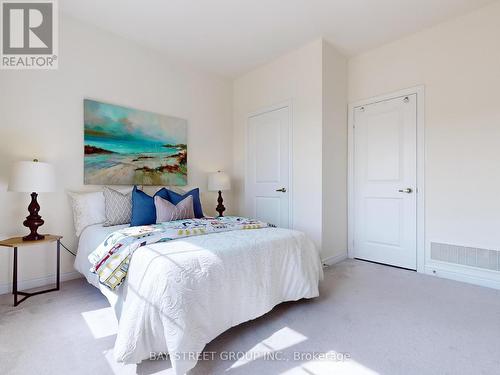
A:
[216,190,226,217]
[22,192,45,242]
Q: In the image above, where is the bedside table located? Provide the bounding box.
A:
[0,235,62,306]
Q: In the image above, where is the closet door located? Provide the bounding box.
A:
[246,105,290,228]
[353,95,417,269]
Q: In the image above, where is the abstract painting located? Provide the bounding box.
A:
[84,99,187,186]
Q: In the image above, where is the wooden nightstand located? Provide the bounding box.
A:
[0,235,62,306]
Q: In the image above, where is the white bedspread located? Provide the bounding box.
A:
[74,224,127,312]
[76,225,323,374]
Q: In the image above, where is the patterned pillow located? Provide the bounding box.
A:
[103,187,132,226]
[154,195,194,223]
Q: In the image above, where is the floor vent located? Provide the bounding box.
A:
[430,242,500,272]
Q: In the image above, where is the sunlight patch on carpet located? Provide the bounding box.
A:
[81,306,118,339]
[229,326,308,369]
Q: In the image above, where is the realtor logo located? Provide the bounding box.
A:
[1,0,58,69]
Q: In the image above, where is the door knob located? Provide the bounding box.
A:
[276,187,287,193]
[398,188,413,194]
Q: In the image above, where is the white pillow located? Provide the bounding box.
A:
[68,187,134,236]
[67,191,105,236]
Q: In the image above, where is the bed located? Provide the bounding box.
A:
[74,220,323,374]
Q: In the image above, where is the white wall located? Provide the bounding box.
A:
[233,40,324,249]
[322,42,348,261]
[233,39,348,260]
[0,15,233,291]
[349,2,500,260]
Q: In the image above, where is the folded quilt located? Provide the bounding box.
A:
[88,216,270,290]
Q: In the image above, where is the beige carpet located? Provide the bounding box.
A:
[1,259,499,375]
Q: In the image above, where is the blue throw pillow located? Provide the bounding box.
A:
[130,186,169,226]
[166,188,204,218]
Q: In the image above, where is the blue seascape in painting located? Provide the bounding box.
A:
[84,99,187,185]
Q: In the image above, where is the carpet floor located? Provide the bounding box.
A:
[1,259,499,375]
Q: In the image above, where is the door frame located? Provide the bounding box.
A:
[347,86,425,272]
[245,100,294,228]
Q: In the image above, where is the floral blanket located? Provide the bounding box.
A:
[88,216,271,290]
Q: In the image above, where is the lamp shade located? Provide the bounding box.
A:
[208,171,231,191]
[8,160,56,193]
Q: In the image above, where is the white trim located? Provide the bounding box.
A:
[245,100,294,229]
[348,85,425,272]
[425,263,500,290]
[322,252,348,266]
[0,271,82,296]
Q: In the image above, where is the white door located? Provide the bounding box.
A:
[247,106,290,228]
[354,94,417,269]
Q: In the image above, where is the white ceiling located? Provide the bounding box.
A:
[61,0,494,77]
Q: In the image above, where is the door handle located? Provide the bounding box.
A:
[398,188,413,194]
[276,187,287,193]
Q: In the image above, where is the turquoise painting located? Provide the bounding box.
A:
[84,99,187,186]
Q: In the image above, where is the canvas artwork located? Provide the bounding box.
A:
[84,99,187,186]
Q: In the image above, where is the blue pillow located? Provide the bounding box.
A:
[166,188,204,218]
[130,186,169,226]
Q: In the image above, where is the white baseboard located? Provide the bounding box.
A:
[425,263,500,290]
[0,271,82,296]
[322,252,348,267]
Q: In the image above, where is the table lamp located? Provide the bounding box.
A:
[8,159,56,241]
[208,171,231,217]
